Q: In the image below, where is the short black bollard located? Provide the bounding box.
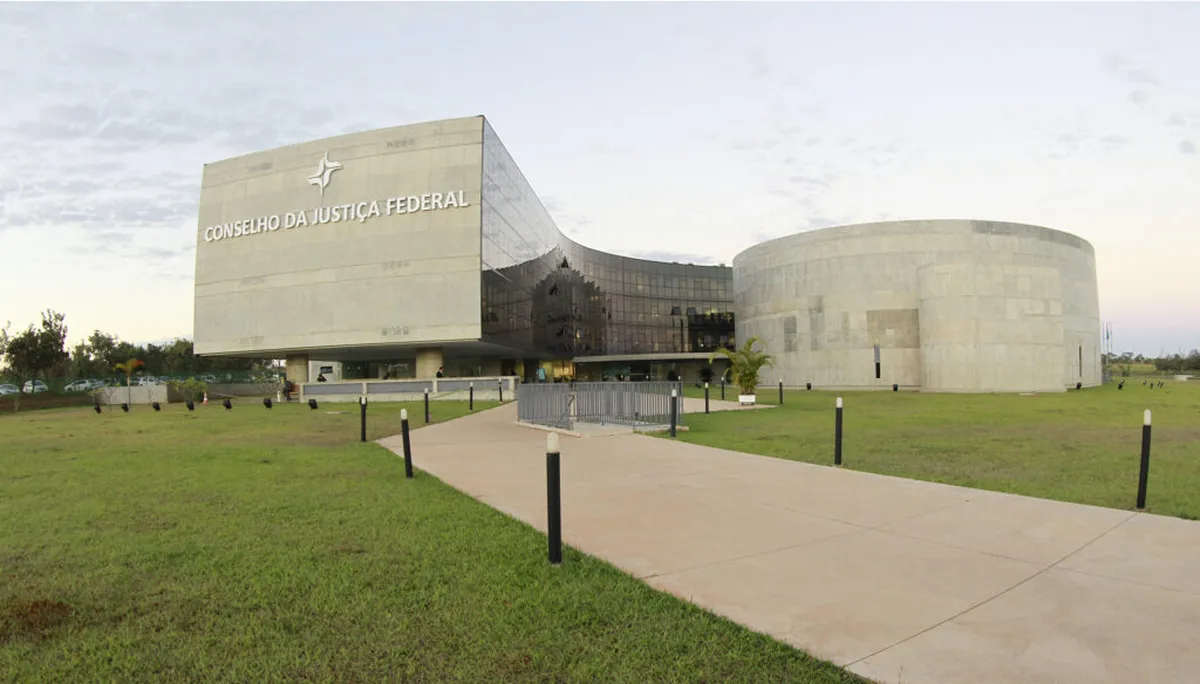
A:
[806,382,812,391]
[469,382,474,411]
[893,383,898,392]
[546,433,562,565]
[1136,409,1152,509]
[400,408,414,478]
[669,388,678,437]
[498,379,504,403]
[720,378,725,400]
[834,396,844,466]
[424,388,430,424]
[704,382,710,414]
[359,396,367,442]
[779,380,784,405]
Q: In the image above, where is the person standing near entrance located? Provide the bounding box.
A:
[536,366,547,383]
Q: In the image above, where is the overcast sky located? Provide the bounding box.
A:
[2,2,1198,356]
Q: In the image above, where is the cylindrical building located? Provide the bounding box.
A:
[732,219,1101,393]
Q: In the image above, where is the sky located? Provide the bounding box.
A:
[1,2,1198,356]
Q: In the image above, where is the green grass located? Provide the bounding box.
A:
[674,382,1200,520]
[0,400,861,683]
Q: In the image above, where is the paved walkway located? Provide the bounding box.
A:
[378,403,1200,684]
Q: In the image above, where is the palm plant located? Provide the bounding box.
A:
[709,337,774,397]
[114,358,144,406]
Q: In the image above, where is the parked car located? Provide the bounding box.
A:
[64,379,93,393]
[0,384,19,396]
[22,380,49,394]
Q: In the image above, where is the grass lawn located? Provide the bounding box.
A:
[673,381,1200,520]
[0,400,861,683]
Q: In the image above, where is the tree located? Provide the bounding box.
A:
[114,358,145,407]
[708,336,774,397]
[70,330,120,380]
[0,310,70,411]
[0,321,10,384]
[161,338,197,376]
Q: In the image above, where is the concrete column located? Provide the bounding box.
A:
[286,354,310,384]
[416,347,444,378]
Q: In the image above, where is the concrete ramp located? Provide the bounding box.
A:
[379,403,1200,684]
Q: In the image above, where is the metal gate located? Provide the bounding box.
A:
[517,381,684,430]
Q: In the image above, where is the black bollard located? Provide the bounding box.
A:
[720,378,725,400]
[893,383,898,392]
[546,433,562,565]
[359,396,367,442]
[424,388,430,424]
[499,379,504,403]
[806,382,812,391]
[704,382,710,414]
[834,397,844,466]
[779,380,784,405]
[469,382,474,411]
[401,408,414,478]
[1136,409,1152,509]
[669,389,678,437]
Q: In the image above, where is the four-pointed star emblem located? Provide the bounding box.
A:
[306,151,342,196]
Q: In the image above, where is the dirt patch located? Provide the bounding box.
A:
[2,599,74,641]
[496,652,535,677]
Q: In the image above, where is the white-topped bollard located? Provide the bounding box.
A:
[1137,409,1152,509]
[546,433,562,564]
[359,395,368,442]
[669,388,679,437]
[401,408,414,478]
[834,397,844,465]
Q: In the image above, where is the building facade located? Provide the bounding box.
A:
[194,116,1102,393]
[733,220,1102,393]
[194,116,734,384]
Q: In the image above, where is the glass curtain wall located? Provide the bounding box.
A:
[480,119,734,361]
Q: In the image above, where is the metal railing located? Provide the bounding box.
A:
[299,376,518,401]
[516,383,573,429]
[517,381,684,430]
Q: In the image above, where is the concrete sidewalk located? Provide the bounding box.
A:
[378,403,1200,684]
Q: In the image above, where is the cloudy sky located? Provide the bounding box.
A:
[2,2,1198,356]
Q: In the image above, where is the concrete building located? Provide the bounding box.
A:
[194,116,1102,394]
[193,116,735,385]
[733,220,1102,393]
